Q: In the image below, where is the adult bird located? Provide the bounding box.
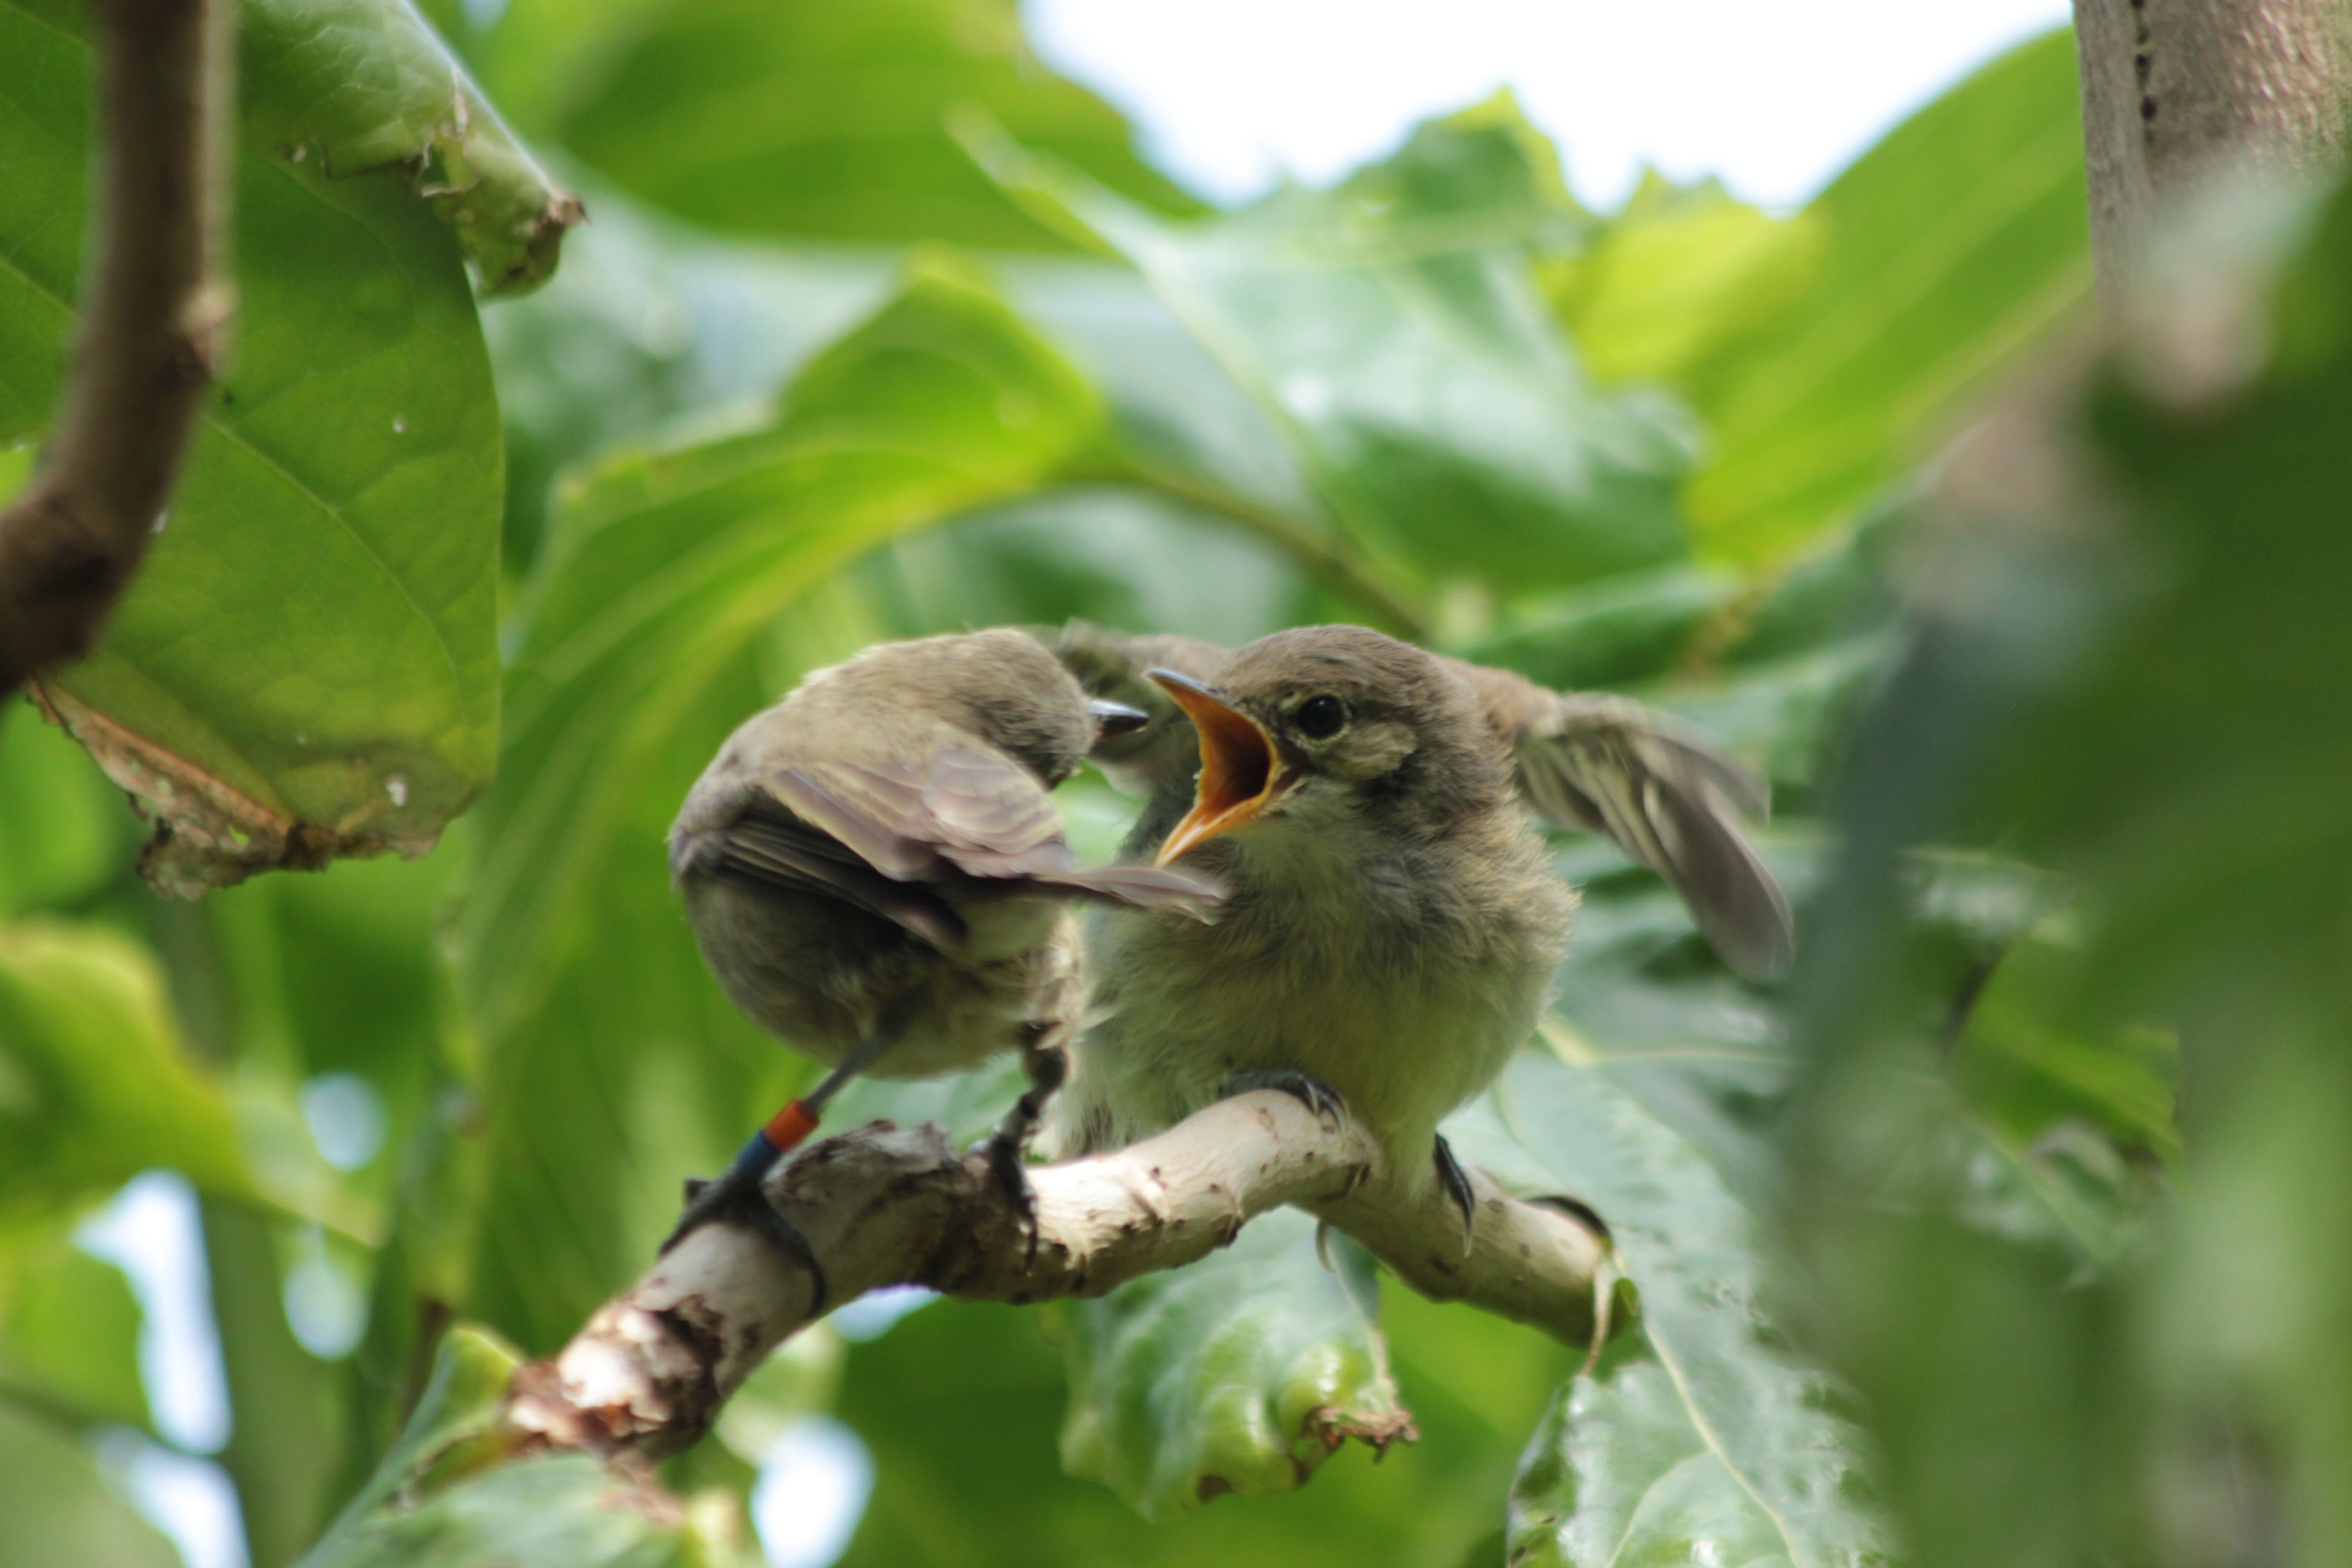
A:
[668,629,1223,1297]
[1050,625,1577,1221]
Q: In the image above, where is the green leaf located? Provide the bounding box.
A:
[1684,29,2092,561]
[1456,1052,1883,1568]
[299,1323,740,1568]
[1543,173,1826,390]
[1465,565,1746,695]
[0,921,249,1222]
[494,0,1197,252]
[0,1235,148,1432]
[1,13,507,894]
[242,0,583,294]
[0,703,134,917]
[305,1454,726,1568]
[480,179,1330,625]
[969,99,1694,595]
[1061,1213,1414,1521]
[0,1399,181,1568]
[478,184,898,565]
[1512,1334,1833,1568]
[455,258,1111,1348]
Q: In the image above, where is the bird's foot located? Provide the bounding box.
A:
[983,1132,1043,1269]
[981,1041,1065,1270]
[1432,1133,1477,1252]
[662,1159,829,1314]
[1220,1069,1347,1130]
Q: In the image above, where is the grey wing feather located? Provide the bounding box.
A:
[1514,700,1794,981]
[718,748,1224,933]
[1032,862,1226,922]
[679,815,968,949]
[918,748,1078,878]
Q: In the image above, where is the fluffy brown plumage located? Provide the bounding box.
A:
[673,628,1221,1081]
[1052,626,1575,1194]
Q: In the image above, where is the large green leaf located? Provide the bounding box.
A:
[0,703,134,917]
[0,1399,181,1568]
[970,98,1694,596]
[0,921,249,1223]
[1684,29,2092,561]
[2,7,506,894]
[454,259,1115,1347]
[477,185,897,565]
[1454,1051,1883,1568]
[1543,173,1826,391]
[1062,1215,1413,1522]
[241,0,583,294]
[497,0,1197,252]
[480,181,1331,629]
[831,1287,1565,1568]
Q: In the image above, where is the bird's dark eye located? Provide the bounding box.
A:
[1294,694,1348,739]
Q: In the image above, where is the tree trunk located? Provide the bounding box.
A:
[2073,0,2352,304]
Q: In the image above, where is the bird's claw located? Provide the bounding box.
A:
[984,1131,1043,1270]
[1432,1133,1477,1251]
[661,1162,830,1314]
[1221,1069,1348,1130]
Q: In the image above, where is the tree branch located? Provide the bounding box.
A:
[500,1090,1608,1463]
[0,0,235,694]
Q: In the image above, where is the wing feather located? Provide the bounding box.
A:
[1512,696,1794,981]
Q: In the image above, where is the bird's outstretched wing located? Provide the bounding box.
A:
[1503,687,1793,982]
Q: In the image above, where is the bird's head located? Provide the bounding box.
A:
[1048,622,1230,799]
[826,628,1148,787]
[1147,625,1506,867]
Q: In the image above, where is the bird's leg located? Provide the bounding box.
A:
[982,1026,1066,1269]
[663,1117,831,1313]
[660,1006,913,1310]
[1432,1133,1477,1250]
[1219,1068,1347,1130]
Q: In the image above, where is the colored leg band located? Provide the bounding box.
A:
[762,1099,823,1153]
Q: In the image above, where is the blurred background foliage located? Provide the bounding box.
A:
[3,0,2343,1564]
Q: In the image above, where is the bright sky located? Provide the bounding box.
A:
[1027,0,2073,211]
[100,6,2080,1568]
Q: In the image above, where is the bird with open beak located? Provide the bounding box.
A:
[667,629,1224,1295]
[1049,621,1793,982]
[1050,625,1576,1217]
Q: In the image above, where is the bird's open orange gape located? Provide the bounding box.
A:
[1148,667,1296,866]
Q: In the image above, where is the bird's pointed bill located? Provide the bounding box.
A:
[1147,669,1288,867]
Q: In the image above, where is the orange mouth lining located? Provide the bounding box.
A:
[1147,670,1286,867]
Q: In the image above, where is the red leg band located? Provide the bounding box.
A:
[763,1099,822,1152]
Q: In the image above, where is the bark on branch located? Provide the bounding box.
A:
[0,0,235,694]
[502,1091,1609,1463]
